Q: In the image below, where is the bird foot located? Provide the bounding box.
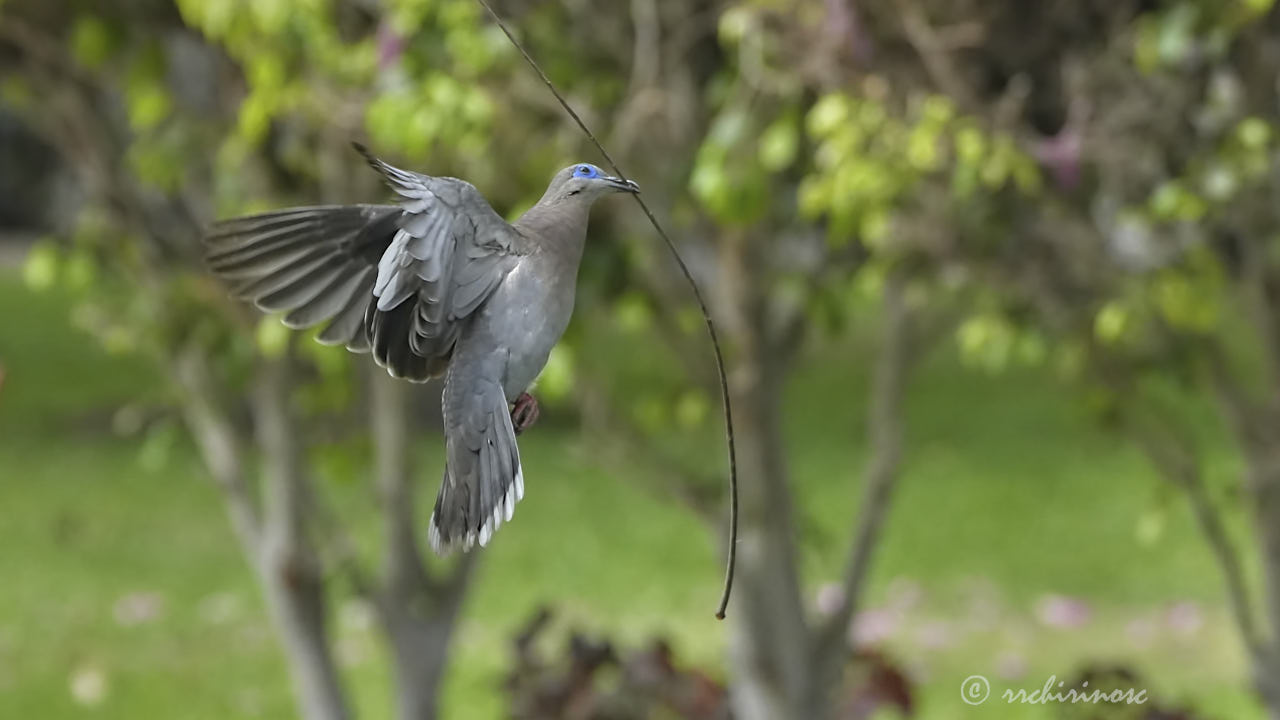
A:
[511,392,540,435]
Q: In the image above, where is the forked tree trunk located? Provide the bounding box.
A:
[718,232,816,719]
[1206,356,1280,719]
[722,258,914,720]
[176,347,352,720]
[378,571,475,720]
[368,368,477,720]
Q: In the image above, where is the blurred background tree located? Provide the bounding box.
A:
[3,0,1280,719]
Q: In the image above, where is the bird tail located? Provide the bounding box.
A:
[428,379,524,554]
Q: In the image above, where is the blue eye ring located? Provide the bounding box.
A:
[572,164,598,179]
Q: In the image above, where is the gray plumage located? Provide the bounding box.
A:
[203,144,638,553]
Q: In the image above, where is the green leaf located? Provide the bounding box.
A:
[176,0,238,38]
[127,84,172,132]
[237,94,273,144]
[758,117,798,171]
[718,6,753,45]
[250,0,290,33]
[919,94,954,126]
[72,16,115,69]
[1201,164,1237,201]
[1149,180,1206,221]
[956,313,1016,373]
[859,208,890,248]
[129,137,185,191]
[807,94,849,137]
[614,293,652,333]
[63,251,97,292]
[22,242,60,292]
[797,176,829,219]
[906,124,941,171]
[1155,4,1198,66]
[708,109,750,147]
[256,316,291,358]
[1094,302,1129,344]
[248,53,286,91]
[674,391,709,429]
[1237,117,1271,149]
[953,125,985,167]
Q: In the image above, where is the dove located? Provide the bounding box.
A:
[203,144,638,553]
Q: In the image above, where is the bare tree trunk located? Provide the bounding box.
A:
[174,346,350,720]
[378,562,475,720]
[726,360,816,720]
[172,345,261,558]
[1207,356,1280,718]
[252,355,351,720]
[1242,437,1280,718]
[368,367,477,720]
[811,271,913,701]
[720,235,816,720]
[2,13,469,718]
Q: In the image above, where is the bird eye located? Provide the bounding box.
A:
[573,164,596,178]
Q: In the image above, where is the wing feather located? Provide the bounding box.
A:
[202,204,402,352]
[354,144,527,381]
[203,145,525,382]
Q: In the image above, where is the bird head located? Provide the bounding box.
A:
[547,163,640,203]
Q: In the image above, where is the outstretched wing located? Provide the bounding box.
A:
[355,144,527,381]
[202,145,526,379]
[204,204,401,352]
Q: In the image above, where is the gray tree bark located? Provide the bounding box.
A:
[174,344,351,720]
[0,14,473,719]
[811,271,913,704]
[1211,251,1280,718]
[1210,381,1280,718]
[1246,452,1280,719]
[721,234,915,719]
[252,355,352,720]
[718,231,815,720]
[368,367,476,720]
[726,360,816,720]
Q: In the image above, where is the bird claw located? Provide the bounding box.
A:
[511,392,540,435]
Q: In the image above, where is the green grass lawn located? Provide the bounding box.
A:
[0,268,1264,719]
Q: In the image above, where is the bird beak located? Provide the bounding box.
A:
[604,176,641,194]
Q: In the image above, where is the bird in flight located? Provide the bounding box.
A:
[203,143,639,553]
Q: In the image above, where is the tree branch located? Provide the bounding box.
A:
[254,353,311,550]
[1236,229,1280,398]
[1129,413,1267,665]
[250,349,352,720]
[171,343,262,555]
[369,364,432,595]
[813,268,914,672]
[894,0,977,111]
[1203,348,1280,700]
